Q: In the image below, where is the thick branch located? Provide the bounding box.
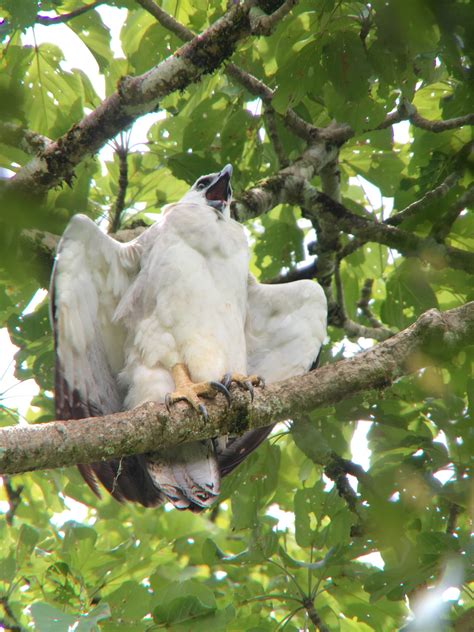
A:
[234,168,474,274]
[232,143,339,221]
[1,303,473,476]
[301,187,474,274]
[0,122,50,156]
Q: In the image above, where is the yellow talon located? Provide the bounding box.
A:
[165,364,231,417]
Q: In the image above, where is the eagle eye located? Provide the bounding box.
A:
[196,178,210,190]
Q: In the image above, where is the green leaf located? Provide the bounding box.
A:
[30,603,78,632]
[30,602,110,632]
[16,523,39,566]
[67,12,112,72]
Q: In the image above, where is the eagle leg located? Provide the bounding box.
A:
[221,373,265,402]
[165,363,231,418]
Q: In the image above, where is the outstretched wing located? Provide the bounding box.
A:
[51,214,162,506]
[217,275,327,477]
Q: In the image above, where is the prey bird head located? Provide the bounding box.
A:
[180,164,233,217]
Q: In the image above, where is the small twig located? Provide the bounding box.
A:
[209,502,220,523]
[135,0,193,41]
[2,475,24,526]
[332,266,393,341]
[302,161,395,341]
[36,0,104,25]
[386,172,461,227]
[357,278,384,329]
[250,0,299,36]
[324,453,374,518]
[264,106,289,168]
[324,462,358,514]
[338,171,465,261]
[409,108,474,133]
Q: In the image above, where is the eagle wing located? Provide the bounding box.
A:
[217,274,327,477]
[51,214,163,506]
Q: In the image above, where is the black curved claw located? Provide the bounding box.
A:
[198,403,209,421]
[243,380,254,402]
[221,373,232,390]
[210,381,232,407]
[165,393,172,413]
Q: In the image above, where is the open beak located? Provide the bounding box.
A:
[206,164,233,212]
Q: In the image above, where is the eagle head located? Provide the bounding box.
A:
[179,164,233,216]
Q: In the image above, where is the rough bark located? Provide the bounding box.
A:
[1,302,472,476]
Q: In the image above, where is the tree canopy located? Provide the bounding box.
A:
[0,0,473,630]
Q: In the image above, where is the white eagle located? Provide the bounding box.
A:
[51,164,327,512]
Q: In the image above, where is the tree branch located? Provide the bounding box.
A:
[430,184,474,242]
[357,278,389,331]
[0,122,50,156]
[135,0,338,143]
[232,143,339,221]
[234,165,474,274]
[5,0,280,196]
[1,303,473,476]
[409,108,474,132]
[375,101,474,133]
[135,0,194,41]
[301,187,474,275]
[386,172,461,227]
[0,597,24,632]
[267,260,319,284]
